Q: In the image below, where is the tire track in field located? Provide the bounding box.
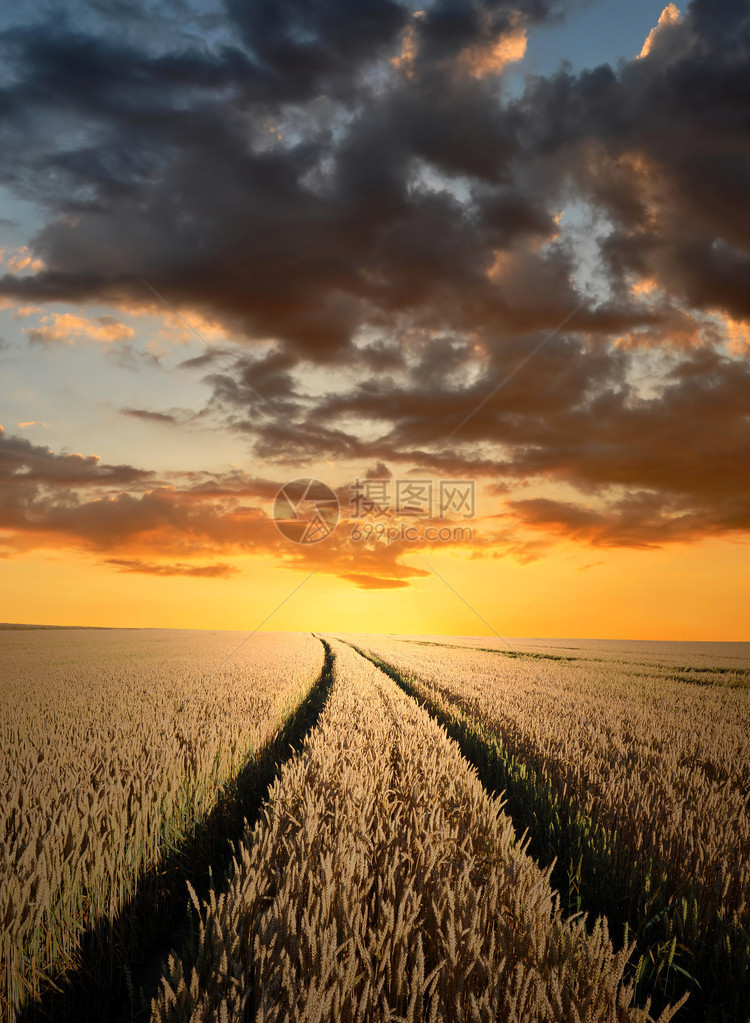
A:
[337,640,699,1023]
[23,639,335,1023]
[152,637,676,1023]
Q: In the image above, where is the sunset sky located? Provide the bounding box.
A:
[1,0,748,639]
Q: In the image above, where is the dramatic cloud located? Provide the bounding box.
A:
[0,0,568,359]
[518,0,750,321]
[0,428,445,586]
[638,3,681,58]
[0,425,151,486]
[0,0,748,573]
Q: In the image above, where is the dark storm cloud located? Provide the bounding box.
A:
[516,0,750,317]
[0,474,279,552]
[221,336,750,548]
[0,426,152,486]
[0,429,281,556]
[207,347,301,411]
[225,0,409,101]
[233,328,628,460]
[0,428,437,586]
[0,0,749,557]
[0,0,567,358]
[510,489,750,547]
[500,348,750,507]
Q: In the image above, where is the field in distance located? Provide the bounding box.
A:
[371,632,750,678]
[1,627,748,1022]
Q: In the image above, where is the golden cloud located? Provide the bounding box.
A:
[391,11,423,79]
[0,246,45,273]
[639,3,681,59]
[26,312,134,346]
[461,24,527,78]
[717,312,750,355]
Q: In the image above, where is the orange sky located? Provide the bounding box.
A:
[2,534,748,640]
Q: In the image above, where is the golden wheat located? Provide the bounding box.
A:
[151,639,684,1022]
[341,633,750,1015]
[0,628,324,1022]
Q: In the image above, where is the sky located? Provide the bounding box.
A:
[0,0,749,639]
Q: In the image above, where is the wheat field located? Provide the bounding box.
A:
[2,627,748,1022]
[151,638,684,1023]
[337,633,750,1020]
[0,629,324,1021]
